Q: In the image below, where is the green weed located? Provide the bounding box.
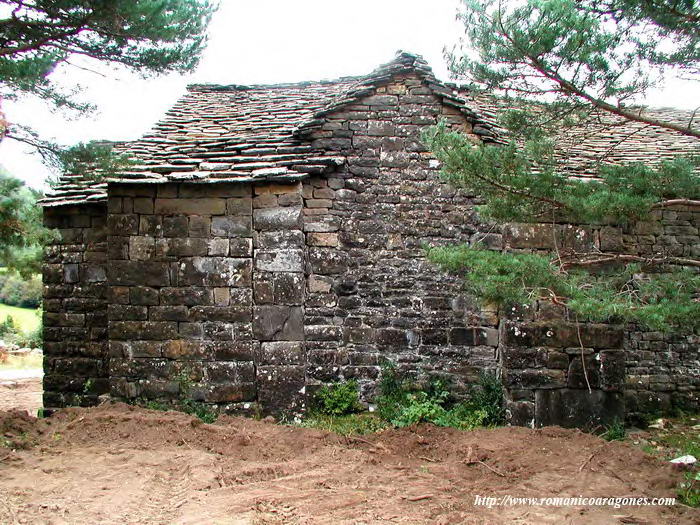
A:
[602,419,627,441]
[314,380,362,416]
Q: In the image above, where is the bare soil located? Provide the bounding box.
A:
[0,401,696,525]
[0,375,42,415]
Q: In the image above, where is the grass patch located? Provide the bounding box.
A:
[298,413,388,436]
[0,304,40,335]
[629,414,699,508]
[297,366,505,436]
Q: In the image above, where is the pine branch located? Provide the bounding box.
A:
[561,253,700,270]
[652,199,700,209]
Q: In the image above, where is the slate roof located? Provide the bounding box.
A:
[41,52,698,207]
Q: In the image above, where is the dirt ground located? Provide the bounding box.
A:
[0,374,42,415]
[0,396,697,525]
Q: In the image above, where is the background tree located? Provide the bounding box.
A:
[426,0,699,330]
[0,0,218,170]
[0,169,51,276]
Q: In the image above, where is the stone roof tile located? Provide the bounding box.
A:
[41,52,698,206]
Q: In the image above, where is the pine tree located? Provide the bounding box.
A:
[0,0,217,170]
[425,0,699,331]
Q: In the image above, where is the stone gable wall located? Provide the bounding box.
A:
[300,73,500,401]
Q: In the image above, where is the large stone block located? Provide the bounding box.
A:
[253,306,304,341]
[107,214,138,236]
[206,361,255,383]
[109,321,178,341]
[201,382,256,403]
[154,198,226,215]
[253,207,303,231]
[256,341,305,365]
[256,365,306,415]
[189,306,250,323]
[160,287,212,306]
[308,248,348,275]
[109,261,170,287]
[254,272,304,305]
[211,216,253,237]
[502,322,623,349]
[535,389,624,429]
[162,216,189,237]
[254,249,304,272]
[178,257,252,287]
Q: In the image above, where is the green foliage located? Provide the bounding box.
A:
[181,398,218,424]
[427,1,700,333]
[376,363,500,430]
[130,367,220,424]
[679,471,700,507]
[427,244,700,331]
[0,271,42,309]
[1,0,217,102]
[452,0,699,116]
[54,142,136,182]
[601,419,627,441]
[466,372,506,426]
[297,413,388,436]
[175,367,218,423]
[0,315,18,338]
[314,380,363,416]
[423,122,699,226]
[0,172,53,276]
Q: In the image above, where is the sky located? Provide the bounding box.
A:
[1,0,697,189]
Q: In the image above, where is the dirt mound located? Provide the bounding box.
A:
[0,403,695,524]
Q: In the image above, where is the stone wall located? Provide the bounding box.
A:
[106,183,257,410]
[43,204,109,411]
[42,71,699,425]
[622,206,700,419]
[105,182,307,415]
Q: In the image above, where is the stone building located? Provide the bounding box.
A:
[41,52,699,427]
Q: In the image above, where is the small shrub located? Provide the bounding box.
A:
[181,399,218,424]
[314,380,362,416]
[465,372,506,426]
[375,363,494,430]
[0,316,18,338]
[602,419,627,441]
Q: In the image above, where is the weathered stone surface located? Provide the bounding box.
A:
[211,216,253,237]
[253,306,303,341]
[256,365,306,415]
[154,198,226,215]
[254,249,304,273]
[256,342,305,365]
[44,66,699,425]
[253,207,303,231]
[254,272,304,305]
[109,261,170,287]
[178,257,252,287]
[534,389,625,429]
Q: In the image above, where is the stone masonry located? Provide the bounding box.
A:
[42,53,699,427]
